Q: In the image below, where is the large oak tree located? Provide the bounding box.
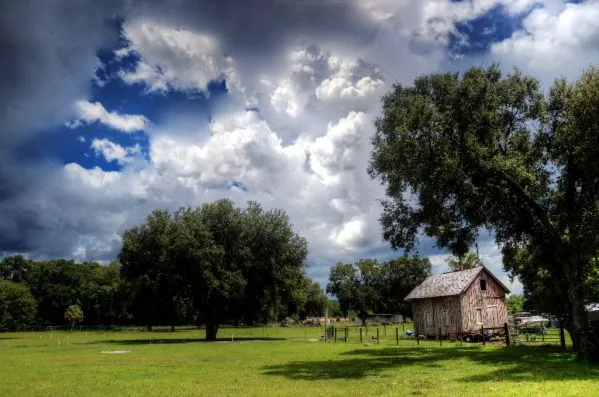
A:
[370,65,599,360]
[119,199,308,340]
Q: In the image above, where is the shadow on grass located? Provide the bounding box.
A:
[263,345,599,382]
[85,337,286,345]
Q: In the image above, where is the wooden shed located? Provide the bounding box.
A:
[405,266,510,337]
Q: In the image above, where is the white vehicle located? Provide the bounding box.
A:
[520,315,550,325]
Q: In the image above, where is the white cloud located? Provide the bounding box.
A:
[491,1,599,71]
[90,138,141,165]
[73,101,148,133]
[3,0,562,289]
[118,19,243,96]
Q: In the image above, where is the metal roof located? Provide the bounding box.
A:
[405,266,509,301]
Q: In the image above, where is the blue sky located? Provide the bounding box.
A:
[2,0,599,293]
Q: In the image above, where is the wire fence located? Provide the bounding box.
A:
[5,320,571,350]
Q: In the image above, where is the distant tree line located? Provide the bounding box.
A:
[0,200,357,339]
[0,200,432,338]
[326,256,431,323]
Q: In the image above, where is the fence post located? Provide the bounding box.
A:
[416,327,420,345]
[481,325,485,346]
[396,327,399,345]
[384,324,387,336]
[559,321,566,349]
[439,327,442,346]
[360,327,363,343]
[376,327,380,344]
[504,322,510,346]
[541,329,545,343]
[345,327,348,342]
[334,326,337,342]
[365,324,368,336]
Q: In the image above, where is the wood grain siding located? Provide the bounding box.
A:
[410,268,509,337]
[460,271,508,332]
[412,296,462,337]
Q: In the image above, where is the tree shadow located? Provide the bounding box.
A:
[84,337,285,345]
[263,345,599,382]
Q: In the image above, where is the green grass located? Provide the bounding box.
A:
[0,326,597,396]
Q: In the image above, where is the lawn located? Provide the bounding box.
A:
[0,326,597,396]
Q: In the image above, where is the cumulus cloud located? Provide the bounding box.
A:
[491,1,599,72]
[5,0,575,290]
[72,101,149,133]
[118,18,243,95]
[90,138,141,165]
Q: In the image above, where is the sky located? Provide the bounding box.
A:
[2,0,599,294]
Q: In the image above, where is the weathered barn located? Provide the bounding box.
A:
[405,266,510,337]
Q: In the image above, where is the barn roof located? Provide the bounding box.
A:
[405,266,509,301]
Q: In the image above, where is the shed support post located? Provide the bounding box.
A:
[439,327,442,346]
[504,322,510,346]
[396,327,399,345]
[376,328,380,344]
[481,325,485,346]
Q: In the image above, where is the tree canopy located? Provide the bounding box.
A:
[446,252,484,272]
[0,280,37,331]
[119,199,308,339]
[369,65,599,360]
[327,256,431,322]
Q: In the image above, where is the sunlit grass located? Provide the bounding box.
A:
[0,326,595,396]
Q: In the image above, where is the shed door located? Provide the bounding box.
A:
[486,305,498,327]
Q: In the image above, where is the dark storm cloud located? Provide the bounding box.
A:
[0,0,125,145]
[127,0,379,54]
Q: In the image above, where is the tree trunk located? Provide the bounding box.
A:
[206,320,219,341]
[563,252,599,361]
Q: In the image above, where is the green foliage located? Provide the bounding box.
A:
[23,258,125,326]
[326,299,342,318]
[507,294,526,316]
[119,199,308,339]
[586,258,599,303]
[327,256,431,321]
[64,304,84,325]
[300,281,327,318]
[0,255,32,283]
[446,252,484,272]
[326,262,357,316]
[377,257,432,318]
[370,65,599,358]
[0,280,37,331]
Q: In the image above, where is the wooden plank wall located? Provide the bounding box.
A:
[412,296,462,337]
[460,270,508,332]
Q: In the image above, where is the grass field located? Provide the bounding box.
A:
[1,326,597,396]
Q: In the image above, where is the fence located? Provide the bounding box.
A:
[509,321,568,347]
[320,322,570,349]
